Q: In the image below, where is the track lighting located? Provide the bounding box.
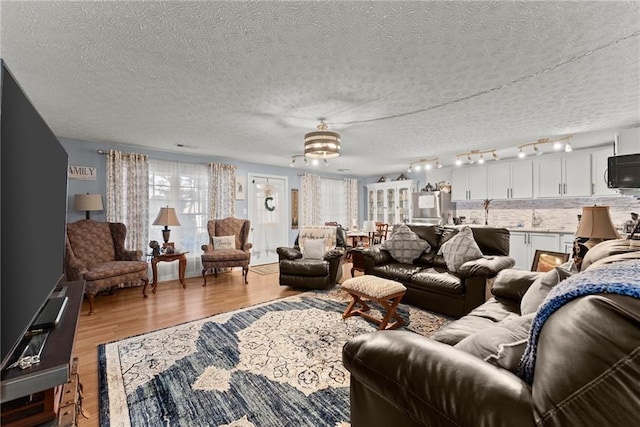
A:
[518,136,573,158]
[408,157,440,172]
[455,149,498,166]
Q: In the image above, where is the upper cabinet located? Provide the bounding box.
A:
[367,180,416,225]
[591,145,618,196]
[535,152,592,198]
[487,160,533,199]
[451,166,487,201]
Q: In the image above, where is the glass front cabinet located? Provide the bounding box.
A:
[367,180,416,226]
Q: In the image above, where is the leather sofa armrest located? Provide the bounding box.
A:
[362,245,393,266]
[202,243,214,252]
[277,246,302,261]
[491,268,543,302]
[456,255,516,278]
[324,248,345,261]
[343,331,535,427]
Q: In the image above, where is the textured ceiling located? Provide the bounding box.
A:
[1,1,639,176]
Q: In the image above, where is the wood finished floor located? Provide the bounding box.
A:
[75,265,353,427]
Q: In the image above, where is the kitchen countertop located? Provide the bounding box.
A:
[506,227,575,234]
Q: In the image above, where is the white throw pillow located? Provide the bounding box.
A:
[302,238,326,260]
[438,226,483,272]
[381,224,431,264]
[520,260,577,315]
[212,235,236,251]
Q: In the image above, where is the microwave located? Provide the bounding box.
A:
[607,153,640,188]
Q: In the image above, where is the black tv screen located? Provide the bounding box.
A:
[1,60,69,369]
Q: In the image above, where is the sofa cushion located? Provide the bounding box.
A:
[381,224,431,264]
[520,260,577,315]
[438,226,483,272]
[370,263,424,283]
[411,268,464,294]
[302,238,326,260]
[581,239,640,270]
[454,313,535,372]
[431,298,520,345]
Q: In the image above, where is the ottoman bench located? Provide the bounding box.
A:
[341,275,407,330]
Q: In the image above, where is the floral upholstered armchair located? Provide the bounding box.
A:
[201,217,252,285]
[65,219,149,315]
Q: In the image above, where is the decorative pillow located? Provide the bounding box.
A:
[298,226,337,253]
[302,238,326,260]
[520,260,577,315]
[212,235,236,251]
[381,224,430,264]
[454,313,535,372]
[437,226,483,272]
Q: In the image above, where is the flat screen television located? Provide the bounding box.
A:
[1,59,69,370]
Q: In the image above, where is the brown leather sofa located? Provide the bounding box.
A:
[343,239,640,427]
[362,225,515,317]
[277,226,347,290]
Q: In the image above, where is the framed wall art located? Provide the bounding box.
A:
[291,188,299,229]
[235,175,246,200]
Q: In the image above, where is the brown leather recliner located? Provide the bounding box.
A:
[277,226,347,290]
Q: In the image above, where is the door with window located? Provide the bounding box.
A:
[248,174,289,265]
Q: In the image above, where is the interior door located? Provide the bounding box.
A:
[248,173,289,266]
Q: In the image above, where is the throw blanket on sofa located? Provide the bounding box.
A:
[519,260,640,384]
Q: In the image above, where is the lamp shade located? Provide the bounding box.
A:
[74,193,103,212]
[153,207,181,226]
[304,121,341,159]
[362,221,377,233]
[576,205,620,248]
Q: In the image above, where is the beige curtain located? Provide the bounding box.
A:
[105,150,149,253]
[209,163,237,219]
[301,173,321,227]
[345,178,359,230]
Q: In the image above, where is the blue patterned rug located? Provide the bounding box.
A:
[98,287,450,426]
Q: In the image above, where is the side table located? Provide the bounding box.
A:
[349,248,366,277]
[146,251,189,296]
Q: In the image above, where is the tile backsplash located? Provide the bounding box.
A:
[456,195,639,233]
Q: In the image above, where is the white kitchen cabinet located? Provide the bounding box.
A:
[591,146,618,196]
[535,152,592,198]
[509,231,562,270]
[487,160,533,199]
[367,180,416,225]
[451,166,487,201]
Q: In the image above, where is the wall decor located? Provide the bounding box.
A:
[68,165,97,180]
[291,188,299,229]
[235,175,246,200]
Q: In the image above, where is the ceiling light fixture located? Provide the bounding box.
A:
[518,136,573,158]
[455,149,498,166]
[408,157,441,172]
[304,119,341,159]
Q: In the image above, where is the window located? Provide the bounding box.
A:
[149,159,209,280]
[320,178,347,227]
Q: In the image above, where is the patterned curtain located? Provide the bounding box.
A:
[301,173,321,227]
[345,178,359,230]
[105,150,149,253]
[208,163,237,219]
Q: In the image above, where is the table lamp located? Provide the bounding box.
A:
[575,205,621,249]
[153,206,181,244]
[74,193,103,219]
[363,220,377,245]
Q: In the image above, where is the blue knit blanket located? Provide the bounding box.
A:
[519,260,640,384]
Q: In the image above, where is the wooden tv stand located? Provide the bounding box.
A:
[1,281,85,404]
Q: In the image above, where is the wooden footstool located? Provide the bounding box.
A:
[341,275,407,330]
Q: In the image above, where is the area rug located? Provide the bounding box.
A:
[98,287,450,427]
[249,263,279,275]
